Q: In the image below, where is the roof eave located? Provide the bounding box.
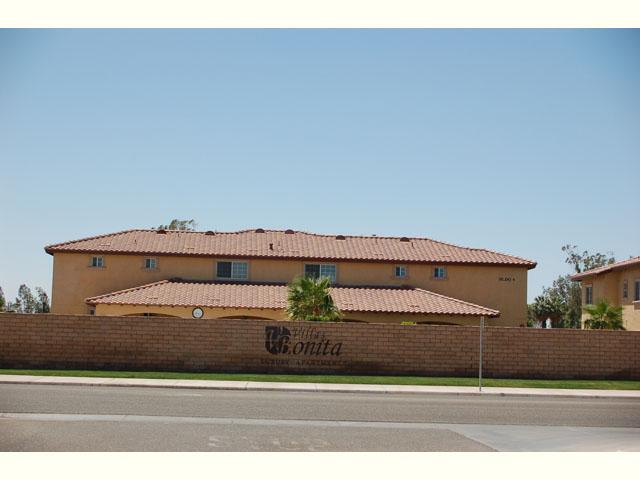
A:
[46,247,536,267]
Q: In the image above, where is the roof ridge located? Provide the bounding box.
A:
[168,279,288,287]
[413,287,500,315]
[85,279,170,304]
[329,284,413,291]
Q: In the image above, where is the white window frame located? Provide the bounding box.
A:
[304,263,337,283]
[144,257,158,270]
[216,260,249,280]
[90,256,104,268]
[394,265,407,278]
[433,266,447,280]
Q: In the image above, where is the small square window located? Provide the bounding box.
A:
[304,264,321,279]
[144,258,157,269]
[217,261,232,278]
[91,256,104,268]
[434,266,446,279]
[395,265,407,278]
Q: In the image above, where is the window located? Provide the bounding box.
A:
[623,280,628,299]
[394,265,407,278]
[585,285,593,305]
[144,258,157,269]
[433,266,446,279]
[91,256,104,268]
[217,261,248,280]
[304,263,337,283]
[635,280,640,302]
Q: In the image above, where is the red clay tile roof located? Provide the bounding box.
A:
[86,279,500,317]
[46,229,536,268]
[570,256,640,281]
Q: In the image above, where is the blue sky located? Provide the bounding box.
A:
[1,29,638,303]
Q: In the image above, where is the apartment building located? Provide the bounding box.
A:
[45,228,536,326]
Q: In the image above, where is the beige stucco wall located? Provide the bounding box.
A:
[52,252,530,326]
[93,303,486,326]
[579,266,640,331]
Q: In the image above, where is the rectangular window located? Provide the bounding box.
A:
[585,285,593,305]
[144,258,157,269]
[635,280,640,302]
[433,266,446,279]
[217,261,248,280]
[395,265,407,278]
[231,262,248,280]
[91,256,104,268]
[623,280,628,299]
[305,264,337,283]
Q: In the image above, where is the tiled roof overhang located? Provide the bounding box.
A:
[86,279,501,317]
[46,228,536,268]
[570,256,640,281]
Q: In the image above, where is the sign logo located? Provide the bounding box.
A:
[264,326,342,356]
[265,326,292,354]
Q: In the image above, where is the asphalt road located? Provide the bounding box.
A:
[1,384,639,451]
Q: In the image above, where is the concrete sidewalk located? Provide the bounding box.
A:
[1,374,639,399]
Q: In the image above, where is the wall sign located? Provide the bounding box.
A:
[262,325,344,368]
[265,326,342,356]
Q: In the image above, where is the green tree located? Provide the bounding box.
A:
[5,285,50,313]
[16,284,38,313]
[529,290,567,327]
[562,244,615,273]
[286,276,342,322]
[0,286,5,311]
[156,219,197,231]
[8,298,21,312]
[528,246,615,329]
[583,299,625,330]
[35,287,50,313]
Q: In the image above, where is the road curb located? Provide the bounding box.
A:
[1,375,639,399]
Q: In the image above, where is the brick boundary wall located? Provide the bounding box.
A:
[0,313,639,379]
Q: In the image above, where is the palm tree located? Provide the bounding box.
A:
[583,299,625,330]
[285,276,342,322]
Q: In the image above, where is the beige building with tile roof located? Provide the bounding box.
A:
[45,228,536,326]
[571,256,640,331]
